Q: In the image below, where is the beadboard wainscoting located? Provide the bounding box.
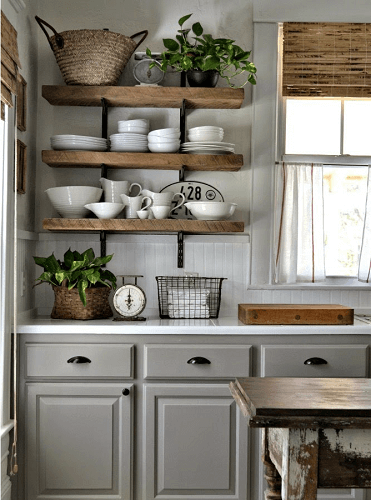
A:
[16,231,371,318]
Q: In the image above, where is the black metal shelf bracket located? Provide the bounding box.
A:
[180,98,186,145]
[179,165,185,182]
[100,230,107,260]
[177,231,184,268]
[101,163,108,180]
[101,97,108,139]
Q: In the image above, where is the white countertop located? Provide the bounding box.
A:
[15,312,371,335]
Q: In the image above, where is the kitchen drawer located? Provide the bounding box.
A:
[144,344,251,379]
[261,344,369,377]
[25,343,134,379]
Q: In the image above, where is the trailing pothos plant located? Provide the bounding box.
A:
[146,13,257,88]
[33,248,117,306]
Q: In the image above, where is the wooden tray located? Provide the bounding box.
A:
[238,304,354,325]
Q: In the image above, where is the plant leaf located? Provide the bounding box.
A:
[178,14,192,27]
[77,279,89,307]
[34,254,61,273]
[192,22,203,37]
[63,249,74,268]
[91,254,113,267]
[163,38,180,51]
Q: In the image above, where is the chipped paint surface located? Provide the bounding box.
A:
[322,429,371,456]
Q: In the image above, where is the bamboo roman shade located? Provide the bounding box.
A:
[282,22,371,97]
[1,10,21,108]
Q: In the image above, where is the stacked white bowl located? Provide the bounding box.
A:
[148,128,180,153]
[188,126,224,142]
[111,119,150,152]
[45,186,103,218]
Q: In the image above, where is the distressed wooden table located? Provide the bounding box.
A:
[229,377,371,500]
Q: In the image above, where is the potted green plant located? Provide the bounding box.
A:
[146,13,257,88]
[33,247,117,320]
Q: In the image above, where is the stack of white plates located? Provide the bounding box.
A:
[110,133,149,152]
[180,141,235,155]
[51,135,108,151]
[188,126,224,142]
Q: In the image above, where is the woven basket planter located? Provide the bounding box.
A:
[36,16,148,86]
[51,285,113,320]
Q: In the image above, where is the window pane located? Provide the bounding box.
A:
[323,167,367,277]
[285,99,341,154]
[343,100,371,155]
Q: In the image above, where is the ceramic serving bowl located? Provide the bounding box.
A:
[184,201,237,220]
[188,132,224,142]
[148,135,181,144]
[45,186,103,218]
[148,128,180,139]
[84,202,125,219]
[148,142,180,153]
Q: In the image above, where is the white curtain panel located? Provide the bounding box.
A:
[274,163,325,284]
[358,166,371,282]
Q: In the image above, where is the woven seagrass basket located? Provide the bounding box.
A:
[36,16,148,86]
[51,285,113,320]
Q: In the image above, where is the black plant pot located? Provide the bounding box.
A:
[186,69,219,88]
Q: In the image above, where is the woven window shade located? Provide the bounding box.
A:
[282,22,371,97]
[1,10,21,108]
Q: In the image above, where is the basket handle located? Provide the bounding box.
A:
[130,30,149,50]
[35,16,64,50]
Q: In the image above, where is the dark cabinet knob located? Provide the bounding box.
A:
[67,356,91,364]
[122,388,130,396]
[187,356,211,365]
[304,357,328,365]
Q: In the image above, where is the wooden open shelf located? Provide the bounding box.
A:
[42,86,245,109]
[42,218,245,233]
[41,150,243,171]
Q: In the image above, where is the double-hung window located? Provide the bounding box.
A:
[275,22,371,284]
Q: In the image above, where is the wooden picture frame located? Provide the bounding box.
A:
[16,139,27,194]
[16,74,27,131]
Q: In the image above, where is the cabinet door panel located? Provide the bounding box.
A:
[261,345,367,500]
[26,383,133,500]
[144,383,248,500]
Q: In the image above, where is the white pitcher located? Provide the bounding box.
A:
[121,194,152,219]
[100,178,142,203]
[142,189,184,207]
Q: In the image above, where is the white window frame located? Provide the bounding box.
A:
[249,22,371,289]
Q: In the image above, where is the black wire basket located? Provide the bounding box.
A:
[156,276,226,319]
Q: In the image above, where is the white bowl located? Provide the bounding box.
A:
[148,142,180,153]
[188,126,224,132]
[184,201,237,220]
[84,202,124,219]
[148,128,180,138]
[118,119,149,127]
[188,133,224,143]
[46,186,103,218]
[118,124,149,134]
[148,135,181,144]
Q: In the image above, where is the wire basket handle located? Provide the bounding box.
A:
[35,16,64,50]
[130,30,148,49]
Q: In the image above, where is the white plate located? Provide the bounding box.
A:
[110,146,149,152]
[160,181,224,220]
[181,141,235,148]
[52,144,108,151]
[181,149,233,155]
[51,135,107,142]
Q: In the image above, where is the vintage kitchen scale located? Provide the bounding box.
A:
[113,275,147,321]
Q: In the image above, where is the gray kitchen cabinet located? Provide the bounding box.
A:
[143,383,248,500]
[25,382,133,500]
[261,344,370,500]
[143,343,251,500]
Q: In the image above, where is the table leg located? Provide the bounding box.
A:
[262,428,282,500]
[281,428,319,500]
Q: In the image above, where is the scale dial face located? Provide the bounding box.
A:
[113,284,146,318]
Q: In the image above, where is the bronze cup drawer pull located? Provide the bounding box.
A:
[187,356,211,365]
[67,356,92,364]
[304,357,328,365]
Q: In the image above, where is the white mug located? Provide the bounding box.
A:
[100,178,142,203]
[121,194,152,219]
[151,195,184,219]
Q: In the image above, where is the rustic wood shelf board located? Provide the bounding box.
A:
[42,86,244,109]
[42,218,244,233]
[41,150,243,171]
